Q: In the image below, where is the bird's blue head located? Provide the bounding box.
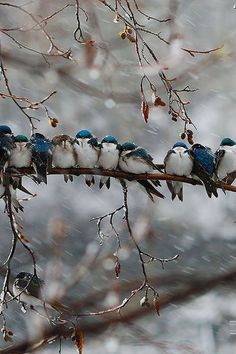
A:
[88,137,98,147]
[76,129,93,139]
[191,143,204,151]
[101,135,118,144]
[16,272,28,279]
[31,133,45,140]
[220,137,236,147]
[31,133,51,152]
[0,125,12,135]
[133,147,149,158]
[173,141,188,149]
[15,272,40,285]
[14,135,28,143]
[121,142,137,151]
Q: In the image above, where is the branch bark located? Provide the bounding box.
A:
[6,167,236,193]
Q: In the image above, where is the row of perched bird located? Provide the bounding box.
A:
[0,124,235,210]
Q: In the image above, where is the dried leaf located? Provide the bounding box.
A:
[141,100,149,123]
[49,118,59,128]
[1,328,13,342]
[84,39,96,68]
[72,327,84,354]
[126,33,136,43]
[18,233,30,243]
[154,96,166,107]
[153,296,160,316]
[114,257,121,278]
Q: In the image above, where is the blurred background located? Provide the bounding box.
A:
[1,0,236,353]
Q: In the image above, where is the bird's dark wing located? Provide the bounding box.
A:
[166,181,176,200]
[163,149,174,171]
[25,278,43,298]
[138,180,165,200]
[0,134,15,170]
[31,151,49,184]
[191,156,218,198]
[214,149,225,173]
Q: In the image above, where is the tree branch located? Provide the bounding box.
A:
[6,167,236,193]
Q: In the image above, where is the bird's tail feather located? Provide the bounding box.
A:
[167,181,183,202]
[99,176,110,189]
[33,162,47,184]
[138,180,165,200]
[85,175,95,187]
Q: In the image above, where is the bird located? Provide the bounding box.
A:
[75,129,99,187]
[52,134,77,182]
[9,135,32,169]
[190,143,218,198]
[215,137,236,185]
[0,125,15,175]
[164,141,193,201]
[8,134,37,197]
[98,135,120,189]
[119,142,164,201]
[13,272,69,313]
[30,133,52,184]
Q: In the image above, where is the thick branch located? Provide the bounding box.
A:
[6,167,236,193]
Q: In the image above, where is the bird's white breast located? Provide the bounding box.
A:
[9,143,32,167]
[75,138,98,167]
[165,147,193,176]
[217,146,236,179]
[98,143,119,170]
[52,143,76,168]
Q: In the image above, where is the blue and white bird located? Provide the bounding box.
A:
[8,134,35,195]
[190,143,218,198]
[30,133,52,184]
[0,125,14,175]
[13,272,69,313]
[215,137,236,185]
[75,129,99,187]
[119,142,164,200]
[164,141,193,201]
[52,134,77,182]
[9,135,32,168]
[98,135,120,189]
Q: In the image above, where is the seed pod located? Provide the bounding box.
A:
[119,31,126,39]
[126,33,136,43]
